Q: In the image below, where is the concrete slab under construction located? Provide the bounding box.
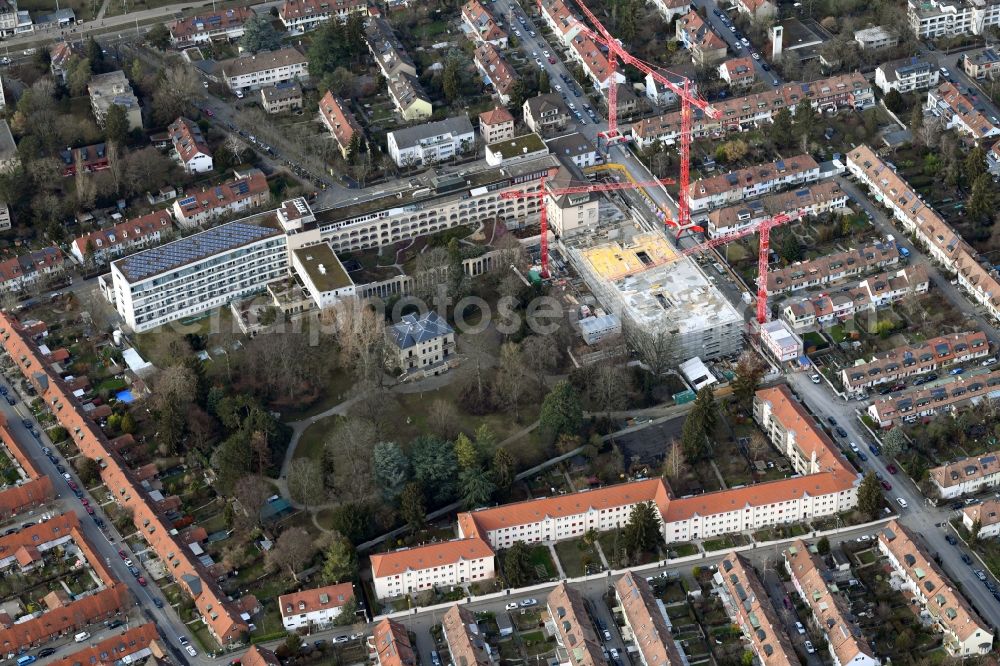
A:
[569,227,744,361]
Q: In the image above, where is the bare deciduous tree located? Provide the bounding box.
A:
[747,432,769,463]
[287,458,327,507]
[494,342,529,421]
[266,526,317,578]
[663,438,685,481]
[624,318,675,379]
[329,299,388,383]
[428,399,459,439]
[233,474,270,527]
[326,417,377,502]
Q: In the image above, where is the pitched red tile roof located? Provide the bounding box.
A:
[479,106,513,126]
[278,582,354,619]
[53,624,161,666]
[168,117,212,165]
[370,538,494,578]
[319,91,362,151]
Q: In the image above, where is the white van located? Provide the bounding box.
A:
[74,631,91,643]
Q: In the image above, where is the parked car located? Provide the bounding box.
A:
[137,576,147,586]
[805,640,815,654]
[37,649,55,658]
[519,598,537,607]
[976,569,988,581]
[897,497,908,509]
[810,373,821,384]
[795,621,806,635]
[881,480,892,490]
[827,416,837,426]
[962,553,973,565]
[949,367,965,375]
[153,598,164,609]
[835,427,848,438]
[185,646,198,658]
[868,443,881,456]
[886,464,898,474]
[505,602,518,610]
[946,534,958,545]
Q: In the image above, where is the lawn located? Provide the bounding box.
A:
[294,415,344,464]
[666,542,698,558]
[527,545,557,581]
[553,539,600,577]
[278,370,355,421]
[703,534,749,551]
[19,0,99,21]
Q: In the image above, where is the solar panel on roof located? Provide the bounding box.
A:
[982,456,997,465]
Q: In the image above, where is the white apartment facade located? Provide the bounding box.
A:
[875,58,940,94]
[689,154,821,212]
[278,0,367,34]
[109,219,289,332]
[963,500,1000,538]
[907,0,1000,38]
[223,48,309,94]
[929,450,1000,499]
[386,116,476,168]
[278,583,354,630]
[369,539,495,600]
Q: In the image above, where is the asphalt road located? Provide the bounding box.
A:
[692,0,782,88]
[931,51,1000,125]
[0,378,196,666]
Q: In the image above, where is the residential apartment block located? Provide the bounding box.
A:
[847,145,1000,323]
[169,6,254,45]
[545,131,601,169]
[59,625,162,666]
[630,73,874,147]
[319,91,362,159]
[614,573,685,666]
[853,25,898,49]
[539,0,585,45]
[368,619,417,666]
[929,449,1000,499]
[715,554,798,666]
[387,73,432,121]
[0,314,256,645]
[544,166,600,236]
[222,48,309,94]
[278,0,367,34]
[926,81,1000,140]
[260,81,303,114]
[675,10,727,66]
[964,47,1000,79]
[486,133,548,167]
[387,115,475,168]
[907,0,1000,38]
[59,142,109,176]
[474,42,517,105]
[172,170,270,226]
[568,33,625,89]
[963,499,1000,538]
[784,541,880,666]
[369,538,495,599]
[878,521,994,656]
[690,154,820,213]
[442,606,493,666]
[840,330,988,397]
[88,71,142,130]
[109,217,289,332]
[279,583,355,630]
[168,116,213,173]
[386,311,455,376]
[70,210,174,265]
[768,239,900,295]
[523,93,572,135]
[706,180,847,237]
[478,106,514,144]
[719,57,755,88]
[782,265,929,331]
[875,57,940,94]
[760,319,803,363]
[315,155,559,253]
[868,368,1000,426]
[546,583,604,666]
[462,0,506,47]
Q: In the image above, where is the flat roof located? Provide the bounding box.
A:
[113,216,282,283]
[487,133,547,159]
[579,233,677,280]
[292,244,352,292]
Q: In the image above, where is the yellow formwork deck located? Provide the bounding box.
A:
[579,233,677,281]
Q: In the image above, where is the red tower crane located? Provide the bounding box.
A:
[499,175,675,278]
[551,0,722,236]
[663,209,806,323]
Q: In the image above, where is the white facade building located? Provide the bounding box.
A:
[369,539,495,600]
[222,48,309,94]
[875,57,940,94]
[386,116,476,168]
[109,218,289,332]
[279,583,355,630]
[760,320,803,363]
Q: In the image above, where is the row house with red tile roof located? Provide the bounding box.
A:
[168,117,213,174]
[0,314,254,645]
[840,330,988,397]
[784,541,879,666]
[278,0,367,34]
[474,42,518,105]
[70,210,174,265]
[0,247,66,294]
[926,81,1000,141]
[719,57,755,88]
[169,7,254,46]
[278,583,355,630]
[56,624,163,666]
[368,618,416,666]
[715,554,798,666]
[781,265,929,331]
[172,170,270,227]
[736,0,776,19]
[614,573,685,666]
[0,413,53,520]
[539,0,585,45]
[370,538,494,600]
[462,0,506,47]
[546,583,604,665]
[706,180,847,237]
[442,606,493,666]
[963,499,1000,538]
[767,238,900,295]
[630,73,874,147]
[675,11,727,66]
[868,367,1000,427]
[931,449,1000,499]
[568,33,625,89]
[319,91,362,160]
[690,153,820,212]
[650,0,691,21]
[371,384,860,599]
[878,520,993,656]
[59,143,109,177]
[847,145,1000,324]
